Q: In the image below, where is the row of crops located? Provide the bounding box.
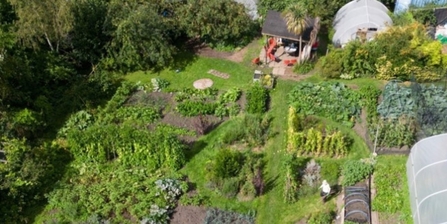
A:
[287,81,447,152]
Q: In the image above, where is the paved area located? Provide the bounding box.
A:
[259,46,300,76]
[193,78,213,89]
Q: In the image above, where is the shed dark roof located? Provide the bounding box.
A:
[261,10,313,42]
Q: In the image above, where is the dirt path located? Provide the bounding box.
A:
[195,45,247,63]
[196,39,258,63]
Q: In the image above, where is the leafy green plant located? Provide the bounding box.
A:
[293,61,315,74]
[283,156,304,203]
[179,193,210,206]
[174,87,218,102]
[58,110,94,137]
[341,159,374,186]
[372,156,407,213]
[67,124,186,170]
[151,77,170,92]
[43,164,185,223]
[287,109,350,157]
[111,106,160,124]
[288,82,361,126]
[316,48,344,79]
[176,101,217,117]
[246,83,269,114]
[213,149,243,179]
[308,211,333,224]
[219,87,242,103]
[221,177,240,198]
[204,208,255,224]
[359,85,381,125]
[319,160,340,185]
[219,114,271,146]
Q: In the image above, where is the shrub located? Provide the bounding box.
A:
[294,61,315,74]
[221,177,240,198]
[320,160,341,184]
[308,211,333,224]
[219,114,271,146]
[316,48,344,79]
[213,149,243,179]
[246,83,269,114]
[302,159,321,187]
[341,159,374,186]
[58,110,95,137]
[228,104,241,117]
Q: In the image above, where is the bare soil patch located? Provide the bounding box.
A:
[170,205,207,224]
[194,41,251,63]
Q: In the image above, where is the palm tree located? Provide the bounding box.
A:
[282,3,310,35]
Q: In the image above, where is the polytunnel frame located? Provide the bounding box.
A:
[344,186,371,223]
[407,133,447,224]
[332,0,392,47]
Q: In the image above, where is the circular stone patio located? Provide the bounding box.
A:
[193,78,213,89]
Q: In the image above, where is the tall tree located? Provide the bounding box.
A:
[178,0,255,47]
[7,0,73,51]
[70,0,113,66]
[106,0,177,72]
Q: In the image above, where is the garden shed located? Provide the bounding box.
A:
[261,10,319,63]
[406,133,447,224]
[332,0,392,47]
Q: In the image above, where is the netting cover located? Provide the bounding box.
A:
[407,133,447,224]
[332,0,392,47]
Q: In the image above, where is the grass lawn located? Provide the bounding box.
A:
[125,54,254,91]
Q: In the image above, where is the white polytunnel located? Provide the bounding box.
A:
[407,133,447,224]
[332,0,392,47]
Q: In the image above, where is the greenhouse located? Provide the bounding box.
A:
[332,0,392,47]
[395,0,447,14]
[406,133,447,224]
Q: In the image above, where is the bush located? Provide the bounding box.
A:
[341,160,374,186]
[246,83,269,114]
[319,160,341,184]
[308,211,333,224]
[219,114,271,146]
[316,48,344,79]
[213,149,244,179]
[293,61,315,74]
[221,177,240,198]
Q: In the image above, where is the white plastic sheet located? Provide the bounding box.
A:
[407,133,447,224]
[332,0,392,47]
